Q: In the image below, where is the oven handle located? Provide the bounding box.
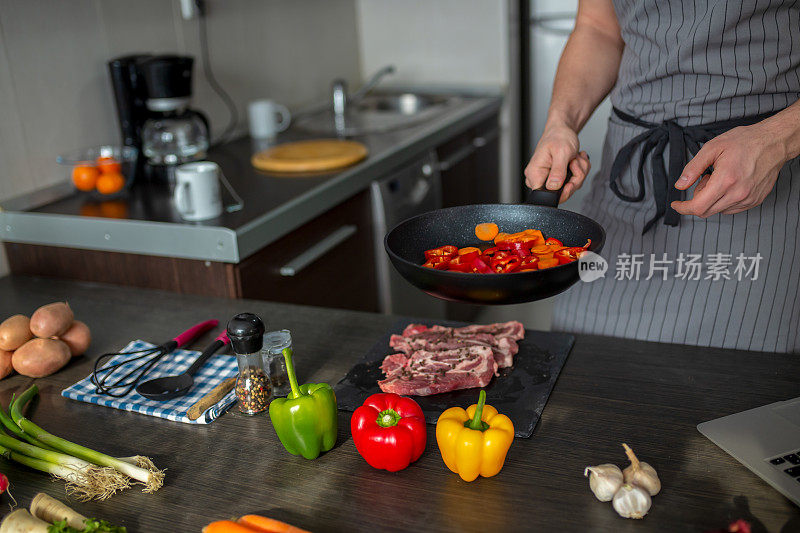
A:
[279,225,357,276]
[437,129,499,172]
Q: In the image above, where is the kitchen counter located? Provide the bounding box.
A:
[1,275,799,532]
[0,92,501,263]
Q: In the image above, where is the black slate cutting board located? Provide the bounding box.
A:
[334,319,574,438]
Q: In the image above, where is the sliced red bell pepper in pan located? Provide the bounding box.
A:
[447,255,473,272]
[518,256,540,271]
[424,245,458,261]
[470,256,492,273]
[491,254,521,273]
[554,247,586,264]
[423,256,451,269]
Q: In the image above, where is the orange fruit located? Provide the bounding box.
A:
[95,172,125,195]
[96,156,121,174]
[72,165,99,191]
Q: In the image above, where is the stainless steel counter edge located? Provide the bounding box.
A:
[0,95,502,264]
[0,211,240,261]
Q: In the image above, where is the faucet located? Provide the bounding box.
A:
[330,65,396,116]
[330,65,395,136]
[351,65,396,101]
[331,79,348,117]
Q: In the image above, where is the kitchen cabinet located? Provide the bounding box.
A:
[438,116,500,208]
[236,190,379,312]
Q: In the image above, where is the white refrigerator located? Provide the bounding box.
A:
[529,0,612,214]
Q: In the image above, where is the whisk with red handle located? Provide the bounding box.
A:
[91,319,219,398]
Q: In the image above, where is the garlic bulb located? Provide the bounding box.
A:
[612,483,651,519]
[622,443,661,496]
[584,464,623,501]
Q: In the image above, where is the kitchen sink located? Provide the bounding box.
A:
[356,93,449,115]
[295,92,458,136]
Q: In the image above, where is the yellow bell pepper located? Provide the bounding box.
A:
[435,389,514,482]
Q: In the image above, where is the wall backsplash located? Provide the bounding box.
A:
[0,0,360,276]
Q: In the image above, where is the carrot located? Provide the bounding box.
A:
[494,232,510,244]
[238,515,310,533]
[538,258,559,269]
[458,247,481,255]
[530,245,553,255]
[475,223,499,241]
[203,520,259,533]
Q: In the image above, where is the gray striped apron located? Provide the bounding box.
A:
[551,0,800,353]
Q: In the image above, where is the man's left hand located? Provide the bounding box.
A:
[671,121,790,217]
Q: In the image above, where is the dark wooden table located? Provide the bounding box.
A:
[0,276,798,532]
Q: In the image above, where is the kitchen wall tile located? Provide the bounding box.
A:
[356,0,508,86]
[99,0,180,57]
[0,0,117,193]
[0,22,32,202]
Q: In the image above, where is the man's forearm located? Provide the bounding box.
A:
[547,4,624,133]
[760,98,800,162]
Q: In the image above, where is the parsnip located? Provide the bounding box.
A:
[0,509,49,533]
[30,493,87,530]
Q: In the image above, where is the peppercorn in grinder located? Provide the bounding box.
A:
[227,313,272,415]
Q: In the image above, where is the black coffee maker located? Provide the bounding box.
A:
[108,54,210,183]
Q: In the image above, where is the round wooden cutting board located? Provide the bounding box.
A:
[251,139,368,173]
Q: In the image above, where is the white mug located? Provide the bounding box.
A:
[248,99,291,139]
[173,162,223,221]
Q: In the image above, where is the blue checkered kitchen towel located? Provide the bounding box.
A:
[62,340,239,424]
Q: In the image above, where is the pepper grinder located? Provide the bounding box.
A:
[227,313,271,415]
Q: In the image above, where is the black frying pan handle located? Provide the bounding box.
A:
[524,170,571,208]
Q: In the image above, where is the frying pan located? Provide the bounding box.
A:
[384,187,606,305]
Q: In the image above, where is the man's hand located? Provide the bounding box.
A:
[671,122,790,217]
[524,122,591,203]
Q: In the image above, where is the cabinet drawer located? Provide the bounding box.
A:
[236,190,379,312]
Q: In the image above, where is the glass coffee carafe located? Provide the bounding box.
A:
[142,108,209,166]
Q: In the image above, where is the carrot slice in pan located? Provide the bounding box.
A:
[475,223,499,241]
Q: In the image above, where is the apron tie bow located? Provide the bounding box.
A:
[608,107,775,234]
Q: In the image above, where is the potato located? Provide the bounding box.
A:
[12,338,71,378]
[30,302,74,338]
[0,314,33,351]
[0,350,13,380]
[59,320,91,357]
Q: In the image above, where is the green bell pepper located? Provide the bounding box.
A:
[268,348,338,459]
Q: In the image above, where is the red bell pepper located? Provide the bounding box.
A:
[554,247,586,264]
[351,393,427,472]
[457,247,481,263]
[447,255,473,272]
[490,253,521,273]
[518,255,539,271]
[471,256,492,273]
[423,255,451,269]
[497,241,532,257]
[424,245,458,261]
[481,246,501,260]
[544,237,563,247]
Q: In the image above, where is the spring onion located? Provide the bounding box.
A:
[9,385,163,493]
[0,396,56,452]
